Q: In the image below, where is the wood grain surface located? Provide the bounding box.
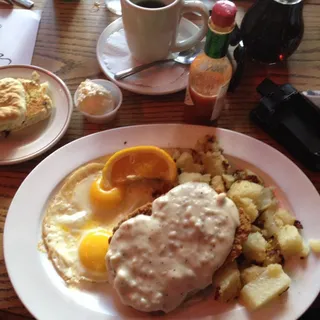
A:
[0,0,319,319]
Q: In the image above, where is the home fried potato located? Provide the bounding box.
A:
[243,232,267,263]
[240,265,266,285]
[173,135,310,311]
[240,264,291,310]
[309,239,320,253]
[276,225,304,258]
[212,261,241,302]
[211,175,226,193]
[227,180,274,211]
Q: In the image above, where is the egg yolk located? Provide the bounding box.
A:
[79,229,112,273]
[90,177,124,211]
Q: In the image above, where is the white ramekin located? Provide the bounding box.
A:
[74,79,123,124]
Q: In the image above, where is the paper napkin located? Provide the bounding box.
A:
[102,28,188,88]
[0,9,41,66]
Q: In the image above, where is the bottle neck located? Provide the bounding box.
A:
[204,22,233,59]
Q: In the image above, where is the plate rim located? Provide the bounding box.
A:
[4,124,320,320]
[0,64,73,165]
[96,17,198,96]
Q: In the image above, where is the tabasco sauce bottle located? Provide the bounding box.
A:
[185,0,237,124]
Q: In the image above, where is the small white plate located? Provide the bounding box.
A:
[4,124,320,320]
[0,65,73,165]
[96,18,199,95]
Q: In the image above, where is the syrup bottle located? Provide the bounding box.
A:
[240,0,304,64]
[185,0,237,125]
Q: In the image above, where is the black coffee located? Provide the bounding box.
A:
[135,0,166,8]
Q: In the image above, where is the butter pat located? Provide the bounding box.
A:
[76,79,114,115]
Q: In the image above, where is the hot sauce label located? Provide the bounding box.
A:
[211,81,229,120]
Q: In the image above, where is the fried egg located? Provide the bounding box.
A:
[42,161,168,286]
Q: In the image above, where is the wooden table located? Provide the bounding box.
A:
[0,0,319,318]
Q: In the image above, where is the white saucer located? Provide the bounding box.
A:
[0,65,73,165]
[96,18,200,95]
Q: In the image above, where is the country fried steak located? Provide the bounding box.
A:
[107,183,250,313]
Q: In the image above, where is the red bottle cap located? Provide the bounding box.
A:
[211,0,237,28]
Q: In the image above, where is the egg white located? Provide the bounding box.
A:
[42,161,166,286]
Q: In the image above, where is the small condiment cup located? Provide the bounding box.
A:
[74,79,123,124]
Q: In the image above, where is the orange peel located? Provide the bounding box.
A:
[101,146,177,187]
[90,146,177,210]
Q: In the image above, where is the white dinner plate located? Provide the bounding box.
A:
[96,18,199,95]
[0,65,73,165]
[4,124,320,320]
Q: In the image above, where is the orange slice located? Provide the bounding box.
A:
[89,146,177,211]
[101,146,177,188]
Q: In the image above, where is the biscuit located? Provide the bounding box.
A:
[15,75,53,131]
[0,78,26,132]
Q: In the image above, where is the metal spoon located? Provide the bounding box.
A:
[114,44,202,81]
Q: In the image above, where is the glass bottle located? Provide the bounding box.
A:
[185,0,237,124]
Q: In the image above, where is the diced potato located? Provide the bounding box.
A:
[211,175,225,193]
[171,149,181,161]
[195,135,220,153]
[228,180,263,204]
[178,172,211,185]
[175,151,192,167]
[261,229,269,238]
[222,174,236,190]
[309,239,320,253]
[250,225,268,239]
[240,264,291,310]
[212,261,242,302]
[245,169,264,185]
[300,241,310,259]
[241,265,266,285]
[232,196,259,222]
[243,232,267,263]
[274,208,295,226]
[201,151,229,176]
[260,208,282,239]
[276,225,303,258]
[263,238,284,266]
[233,169,264,185]
[175,151,203,173]
[228,180,273,211]
[257,187,274,211]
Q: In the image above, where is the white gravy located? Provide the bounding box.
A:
[106,182,239,313]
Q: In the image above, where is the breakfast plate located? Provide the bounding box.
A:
[96,18,200,95]
[0,65,73,165]
[4,124,320,320]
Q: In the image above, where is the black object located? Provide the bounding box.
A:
[240,0,304,64]
[250,78,320,171]
[227,0,304,92]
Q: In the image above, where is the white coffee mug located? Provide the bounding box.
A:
[121,0,209,63]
